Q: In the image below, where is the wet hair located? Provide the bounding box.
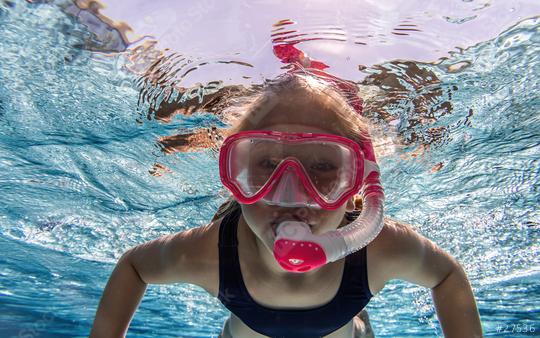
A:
[211,72,372,223]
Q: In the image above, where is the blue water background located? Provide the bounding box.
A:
[0,2,538,337]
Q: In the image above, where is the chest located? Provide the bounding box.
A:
[218,250,369,338]
[238,254,347,309]
[202,242,382,305]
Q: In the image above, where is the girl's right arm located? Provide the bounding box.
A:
[89,252,147,338]
[89,225,214,338]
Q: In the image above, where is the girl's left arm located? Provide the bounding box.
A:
[431,259,483,338]
[375,219,483,338]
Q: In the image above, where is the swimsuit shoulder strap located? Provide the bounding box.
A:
[341,246,373,298]
[217,207,244,305]
[218,206,241,248]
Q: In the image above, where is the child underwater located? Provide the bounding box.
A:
[90,46,483,338]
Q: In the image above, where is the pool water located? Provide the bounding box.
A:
[0,1,538,337]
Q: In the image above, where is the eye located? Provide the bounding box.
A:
[311,162,337,171]
[259,158,280,169]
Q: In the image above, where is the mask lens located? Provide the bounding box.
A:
[227,136,358,204]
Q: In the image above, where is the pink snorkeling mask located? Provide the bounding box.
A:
[219,130,365,210]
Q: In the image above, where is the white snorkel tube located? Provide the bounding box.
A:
[272,160,385,273]
[259,42,386,272]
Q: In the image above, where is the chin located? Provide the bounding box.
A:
[252,226,276,250]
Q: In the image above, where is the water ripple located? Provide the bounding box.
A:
[0,2,538,337]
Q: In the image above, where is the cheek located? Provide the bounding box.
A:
[318,206,347,230]
[321,214,342,228]
[240,203,270,230]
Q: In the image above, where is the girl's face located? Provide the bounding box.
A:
[239,123,355,253]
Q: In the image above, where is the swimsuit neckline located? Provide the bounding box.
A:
[231,210,350,313]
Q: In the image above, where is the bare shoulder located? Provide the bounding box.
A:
[125,215,224,294]
[190,215,222,295]
[367,217,457,293]
[366,218,408,295]
[369,217,417,250]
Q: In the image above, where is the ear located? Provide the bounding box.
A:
[345,197,355,213]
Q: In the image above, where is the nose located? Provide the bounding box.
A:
[263,167,313,207]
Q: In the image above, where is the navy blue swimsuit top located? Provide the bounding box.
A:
[217,207,373,338]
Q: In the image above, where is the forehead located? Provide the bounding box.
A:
[258,123,331,134]
[249,92,348,135]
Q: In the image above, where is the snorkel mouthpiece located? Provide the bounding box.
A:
[273,221,322,272]
[273,221,346,273]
